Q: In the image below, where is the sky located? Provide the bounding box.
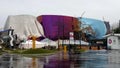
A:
[0,0,120,28]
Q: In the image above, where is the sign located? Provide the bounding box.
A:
[69,32,74,40]
[69,32,74,44]
[108,39,112,44]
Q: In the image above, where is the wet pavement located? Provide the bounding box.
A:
[0,50,120,68]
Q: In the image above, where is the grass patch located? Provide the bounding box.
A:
[21,48,57,54]
[10,48,58,54]
[74,49,86,54]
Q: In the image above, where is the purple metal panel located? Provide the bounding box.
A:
[37,15,77,40]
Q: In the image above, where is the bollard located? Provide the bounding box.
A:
[32,36,36,49]
[63,45,68,60]
[64,45,67,53]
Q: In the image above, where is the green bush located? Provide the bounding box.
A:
[114,28,120,33]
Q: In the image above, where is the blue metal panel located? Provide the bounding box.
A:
[78,18,107,39]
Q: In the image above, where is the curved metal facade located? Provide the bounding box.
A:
[78,17,107,39]
[37,15,80,40]
[37,15,110,40]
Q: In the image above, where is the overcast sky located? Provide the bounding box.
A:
[0,0,120,28]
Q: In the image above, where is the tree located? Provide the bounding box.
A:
[114,27,120,33]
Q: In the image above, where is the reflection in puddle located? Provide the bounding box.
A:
[1,50,120,68]
[44,52,71,68]
[0,54,44,68]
